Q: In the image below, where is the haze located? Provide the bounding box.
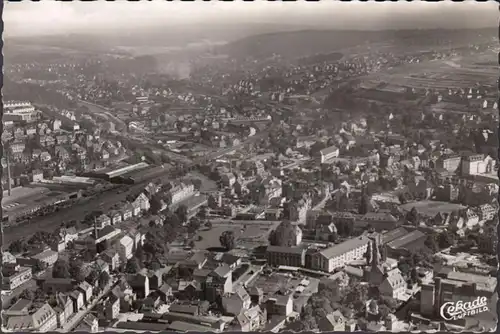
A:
[4,1,497,37]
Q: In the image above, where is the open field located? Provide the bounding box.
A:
[359,52,498,90]
[400,200,465,216]
[194,221,280,250]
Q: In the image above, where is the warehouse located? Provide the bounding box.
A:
[112,165,172,184]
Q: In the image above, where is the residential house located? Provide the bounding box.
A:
[141,268,163,290]
[170,182,195,205]
[40,151,52,162]
[101,249,120,271]
[121,205,134,221]
[53,292,74,328]
[266,294,293,317]
[10,141,26,154]
[31,249,59,267]
[436,154,461,173]
[127,272,150,299]
[4,301,58,332]
[133,193,150,212]
[98,294,120,321]
[118,235,134,262]
[96,214,111,229]
[75,314,98,333]
[379,268,406,299]
[111,279,136,312]
[204,265,233,303]
[222,286,252,315]
[54,146,70,161]
[77,281,94,305]
[318,310,348,331]
[69,290,85,311]
[479,204,496,221]
[158,283,173,302]
[109,211,122,225]
[235,305,267,332]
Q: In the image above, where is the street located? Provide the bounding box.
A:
[56,280,118,332]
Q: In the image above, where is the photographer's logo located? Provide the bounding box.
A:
[440,297,489,321]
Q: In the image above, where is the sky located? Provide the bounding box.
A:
[4,1,498,37]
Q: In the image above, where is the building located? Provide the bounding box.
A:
[266,246,306,267]
[379,268,406,299]
[118,235,134,262]
[236,305,267,332]
[420,270,497,319]
[266,294,293,317]
[4,300,58,332]
[222,286,252,316]
[133,193,150,212]
[317,145,340,164]
[2,263,32,290]
[461,154,496,176]
[355,213,400,232]
[75,313,98,333]
[4,101,38,121]
[53,293,74,328]
[31,249,59,267]
[170,182,195,205]
[311,236,370,273]
[436,154,461,173]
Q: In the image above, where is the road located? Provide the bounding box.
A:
[57,280,118,332]
[312,188,331,211]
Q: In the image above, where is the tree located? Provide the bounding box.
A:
[424,233,439,253]
[19,289,35,301]
[219,231,236,250]
[69,260,87,282]
[52,259,71,278]
[149,195,164,214]
[268,220,297,247]
[175,205,188,224]
[378,304,391,319]
[406,207,419,225]
[437,231,455,250]
[86,268,100,284]
[8,239,28,254]
[359,194,372,215]
[125,257,141,274]
[98,271,110,289]
[187,217,201,234]
[198,206,207,220]
[199,300,210,315]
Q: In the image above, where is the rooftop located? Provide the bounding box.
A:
[319,236,370,260]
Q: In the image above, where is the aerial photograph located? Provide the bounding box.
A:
[1,1,498,333]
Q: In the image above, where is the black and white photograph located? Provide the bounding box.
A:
[1,1,499,332]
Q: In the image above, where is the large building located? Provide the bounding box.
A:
[266,246,306,267]
[436,154,461,173]
[461,154,496,176]
[4,101,38,122]
[317,145,340,164]
[420,269,497,320]
[310,236,370,273]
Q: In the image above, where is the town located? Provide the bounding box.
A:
[1,4,498,333]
